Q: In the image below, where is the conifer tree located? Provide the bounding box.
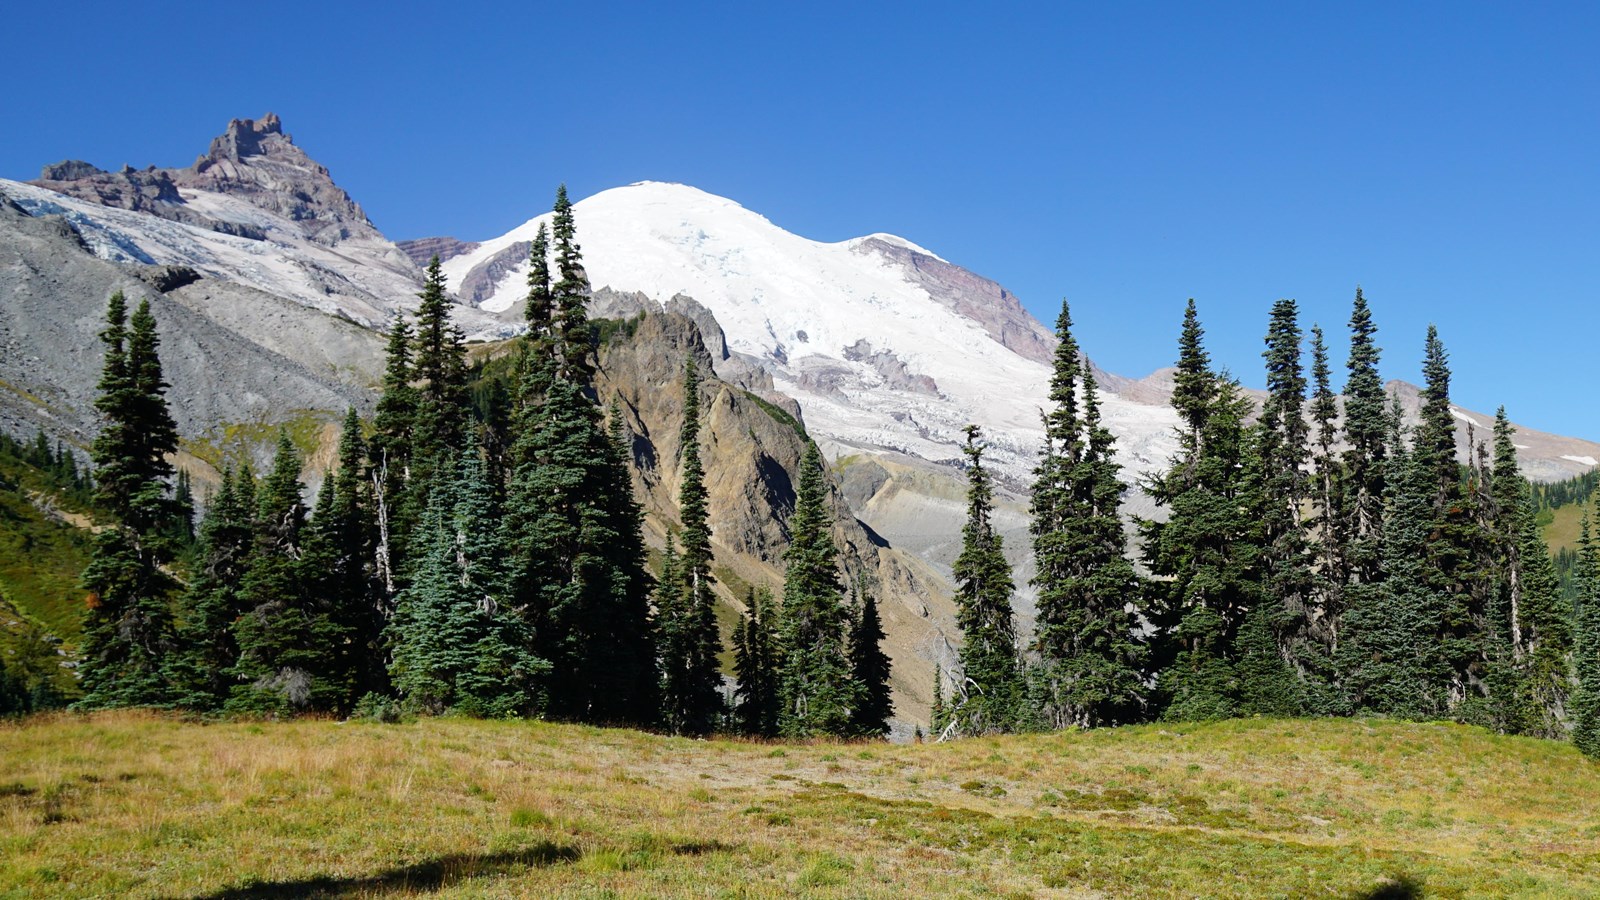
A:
[776,442,859,737]
[388,437,545,716]
[550,185,594,383]
[733,586,780,736]
[228,432,354,714]
[524,223,554,354]
[1170,299,1213,439]
[1415,327,1485,708]
[167,466,256,709]
[595,405,661,723]
[848,579,894,737]
[1144,376,1271,720]
[1029,300,1145,728]
[1570,517,1600,758]
[301,409,386,700]
[170,468,195,548]
[1341,397,1450,718]
[1256,300,1316,712]
[371,314,417,594]
[1141,304,1273,720]
[405,256,471,539]
[1341,289,1388,593]
[1488,409,1570,737]
[0,655,26,717]
[951,425,1021,735]
[1306,324,1346,675]
[505,190,659,726]
[505,209,656,730]
[509,376,655,724]
[658,361,724,734]
[78,293,181,708]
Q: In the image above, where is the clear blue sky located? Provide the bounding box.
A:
[5,2,1598,438]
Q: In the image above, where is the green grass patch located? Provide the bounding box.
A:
[0,713,1596,897]
[739,390,807,440]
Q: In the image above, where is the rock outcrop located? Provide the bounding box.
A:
[596,310,956,725]
[396,236,481,268]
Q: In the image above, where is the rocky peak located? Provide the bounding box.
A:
[180,112,379,248]
[200,113,285,163]
[39,160,107,181]
[27,114,412,265]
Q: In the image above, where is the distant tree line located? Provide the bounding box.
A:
[937,293,1600,759]
[68,186,893,738]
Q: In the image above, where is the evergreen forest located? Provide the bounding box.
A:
[13,191,1600,762]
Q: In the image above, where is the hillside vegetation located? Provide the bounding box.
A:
[1,713,1597,898]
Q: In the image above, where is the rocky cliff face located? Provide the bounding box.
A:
[396,236,481,268]
[595,311,957,725]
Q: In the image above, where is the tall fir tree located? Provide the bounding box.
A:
[78,293,181,708]
[776,442,859,737]
[1141,303,1278,720]
[1415,326,1486,710]
[1487,409,1571,737]
[1341,395,1451,718]
[1143,376,1273,720]
[228,432,355,715]
[503,196,656,727]
[1306,322,1348,710]
[519,223,556,401]
[733,586,781,737]
[950,425,1021,735]
[1255,299,1314,714]
[658,361,724,735]
[1341,289,1389,596]
[370,314,418,595]
[301,409,386,702]
[1029,300,1145,729]
[1170,299,1213,440]
[550,185,595,383]
[508,378,657,725]
[848,578,894,738]
[404,256,471,546]
[388,437,546,717]
[1570,517,1600,758]
[167,466,256,709]
[596,405,661,723]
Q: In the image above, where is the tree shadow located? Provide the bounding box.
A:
[1351,874,1425,899]
[183,841,581,899]
[183,838,740,899]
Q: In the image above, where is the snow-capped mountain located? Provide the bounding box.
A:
[441,181,1182,492]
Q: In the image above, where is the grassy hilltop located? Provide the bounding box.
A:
[1,713,1597,898]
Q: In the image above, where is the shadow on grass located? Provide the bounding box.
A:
[1353,874,1425,899]
[184,841,581,899]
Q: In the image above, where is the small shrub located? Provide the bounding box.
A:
[510,807,551,828]
[352,692,406,724]
[961,780,1008,799]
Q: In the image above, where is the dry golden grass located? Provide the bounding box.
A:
[1,712,1597,898]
